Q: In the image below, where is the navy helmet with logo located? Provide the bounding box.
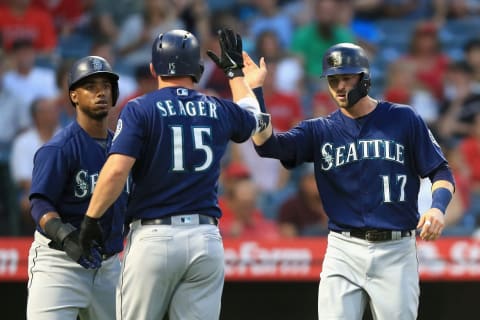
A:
[322,43,371,106]
[68,55,119,106]
[151,29,204,83]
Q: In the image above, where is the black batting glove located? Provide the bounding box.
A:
[206,28,244,79]
[79,215,104,259]
[63,230,102,269]
[45,218,102,269]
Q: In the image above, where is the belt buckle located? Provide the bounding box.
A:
[365,230,376,242]
[365,230,387,242]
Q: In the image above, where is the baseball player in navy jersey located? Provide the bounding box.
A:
[78,29,270,320]
[26,56,129,320]
[250,43,455,319]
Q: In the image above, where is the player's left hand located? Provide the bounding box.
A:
[206,28,244,79]
[242,52,267,89]
[63,230,102,269]
[417,208,445,241]
[79,215,104,258]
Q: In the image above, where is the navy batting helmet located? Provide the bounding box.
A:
[322,43,370,77]
[68,56,119,107]
[151,29,204,83]
[322,43,371,106]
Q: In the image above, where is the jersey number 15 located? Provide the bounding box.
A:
[171,125,213,172]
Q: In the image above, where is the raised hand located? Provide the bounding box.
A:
[206,28,244,79]
[242,52,267,89]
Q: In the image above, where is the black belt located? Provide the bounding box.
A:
[332,229,415,242]
[140,214,218,226]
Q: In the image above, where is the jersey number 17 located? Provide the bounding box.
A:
[381,174,407,203]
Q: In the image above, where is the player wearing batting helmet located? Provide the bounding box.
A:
[27,55,130,319]
[78,29,270,320]
[251,42,455,319]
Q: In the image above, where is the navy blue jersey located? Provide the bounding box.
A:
[258,102,447,230]
[110,87,257,219]
[30,121,129,254]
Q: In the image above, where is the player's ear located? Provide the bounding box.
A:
[70,90,78,106]
[149,63,157,78]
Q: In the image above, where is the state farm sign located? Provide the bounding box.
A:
[223,239,326,281]
[2,237,480,281]
[225,241,312,276]
[418,238,480,280]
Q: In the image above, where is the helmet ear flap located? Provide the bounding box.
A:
[346,73,370,107]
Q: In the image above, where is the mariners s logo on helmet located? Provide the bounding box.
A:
[328,51,343,68]
[92,59,103,71]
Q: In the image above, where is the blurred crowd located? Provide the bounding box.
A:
[1,0,480,238]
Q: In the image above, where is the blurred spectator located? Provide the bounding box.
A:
[247,0,294,49]
[115,0,184,69]
[219,161,251,199]
[198,12,243,99]
[277,164,328,237]
[290,0,355,88]
[281,0,316,27]
[398,22,449,102]
[219,164,280,239]
[0,0,57,58]
[53,58,76,127]
[10,97,61,235]
[382,59,438,124]
[445,0,480,19]
[108,64,157,130]
[381,0,441,21]
[337,0,381,56]
[31,0,88,36]
[253,29,304,95]
[89,37,137,105]
[175,0,210,42]
[418,144,472,236]
[0,49,29,235]
[230,140,293,220]
[457,113,480,231]
[2,38,58,127]
[205,0,243,14]
[311,91,337,118]
[261,61,304,132]
[92,0,143,40]
[349,0,384,20]
[463,37,480,92]
[383,59,417,105]
[435,60,480,145]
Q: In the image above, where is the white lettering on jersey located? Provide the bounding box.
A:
[156,100,218,119]
[320,139,405,171]
[113,119,123,141]
[75,170,131,198]
[74,170,95,198]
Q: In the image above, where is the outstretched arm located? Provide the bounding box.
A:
[241,51,274,145]
[79,154,134,254]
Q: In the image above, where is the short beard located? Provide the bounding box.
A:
[80,107,109,121]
